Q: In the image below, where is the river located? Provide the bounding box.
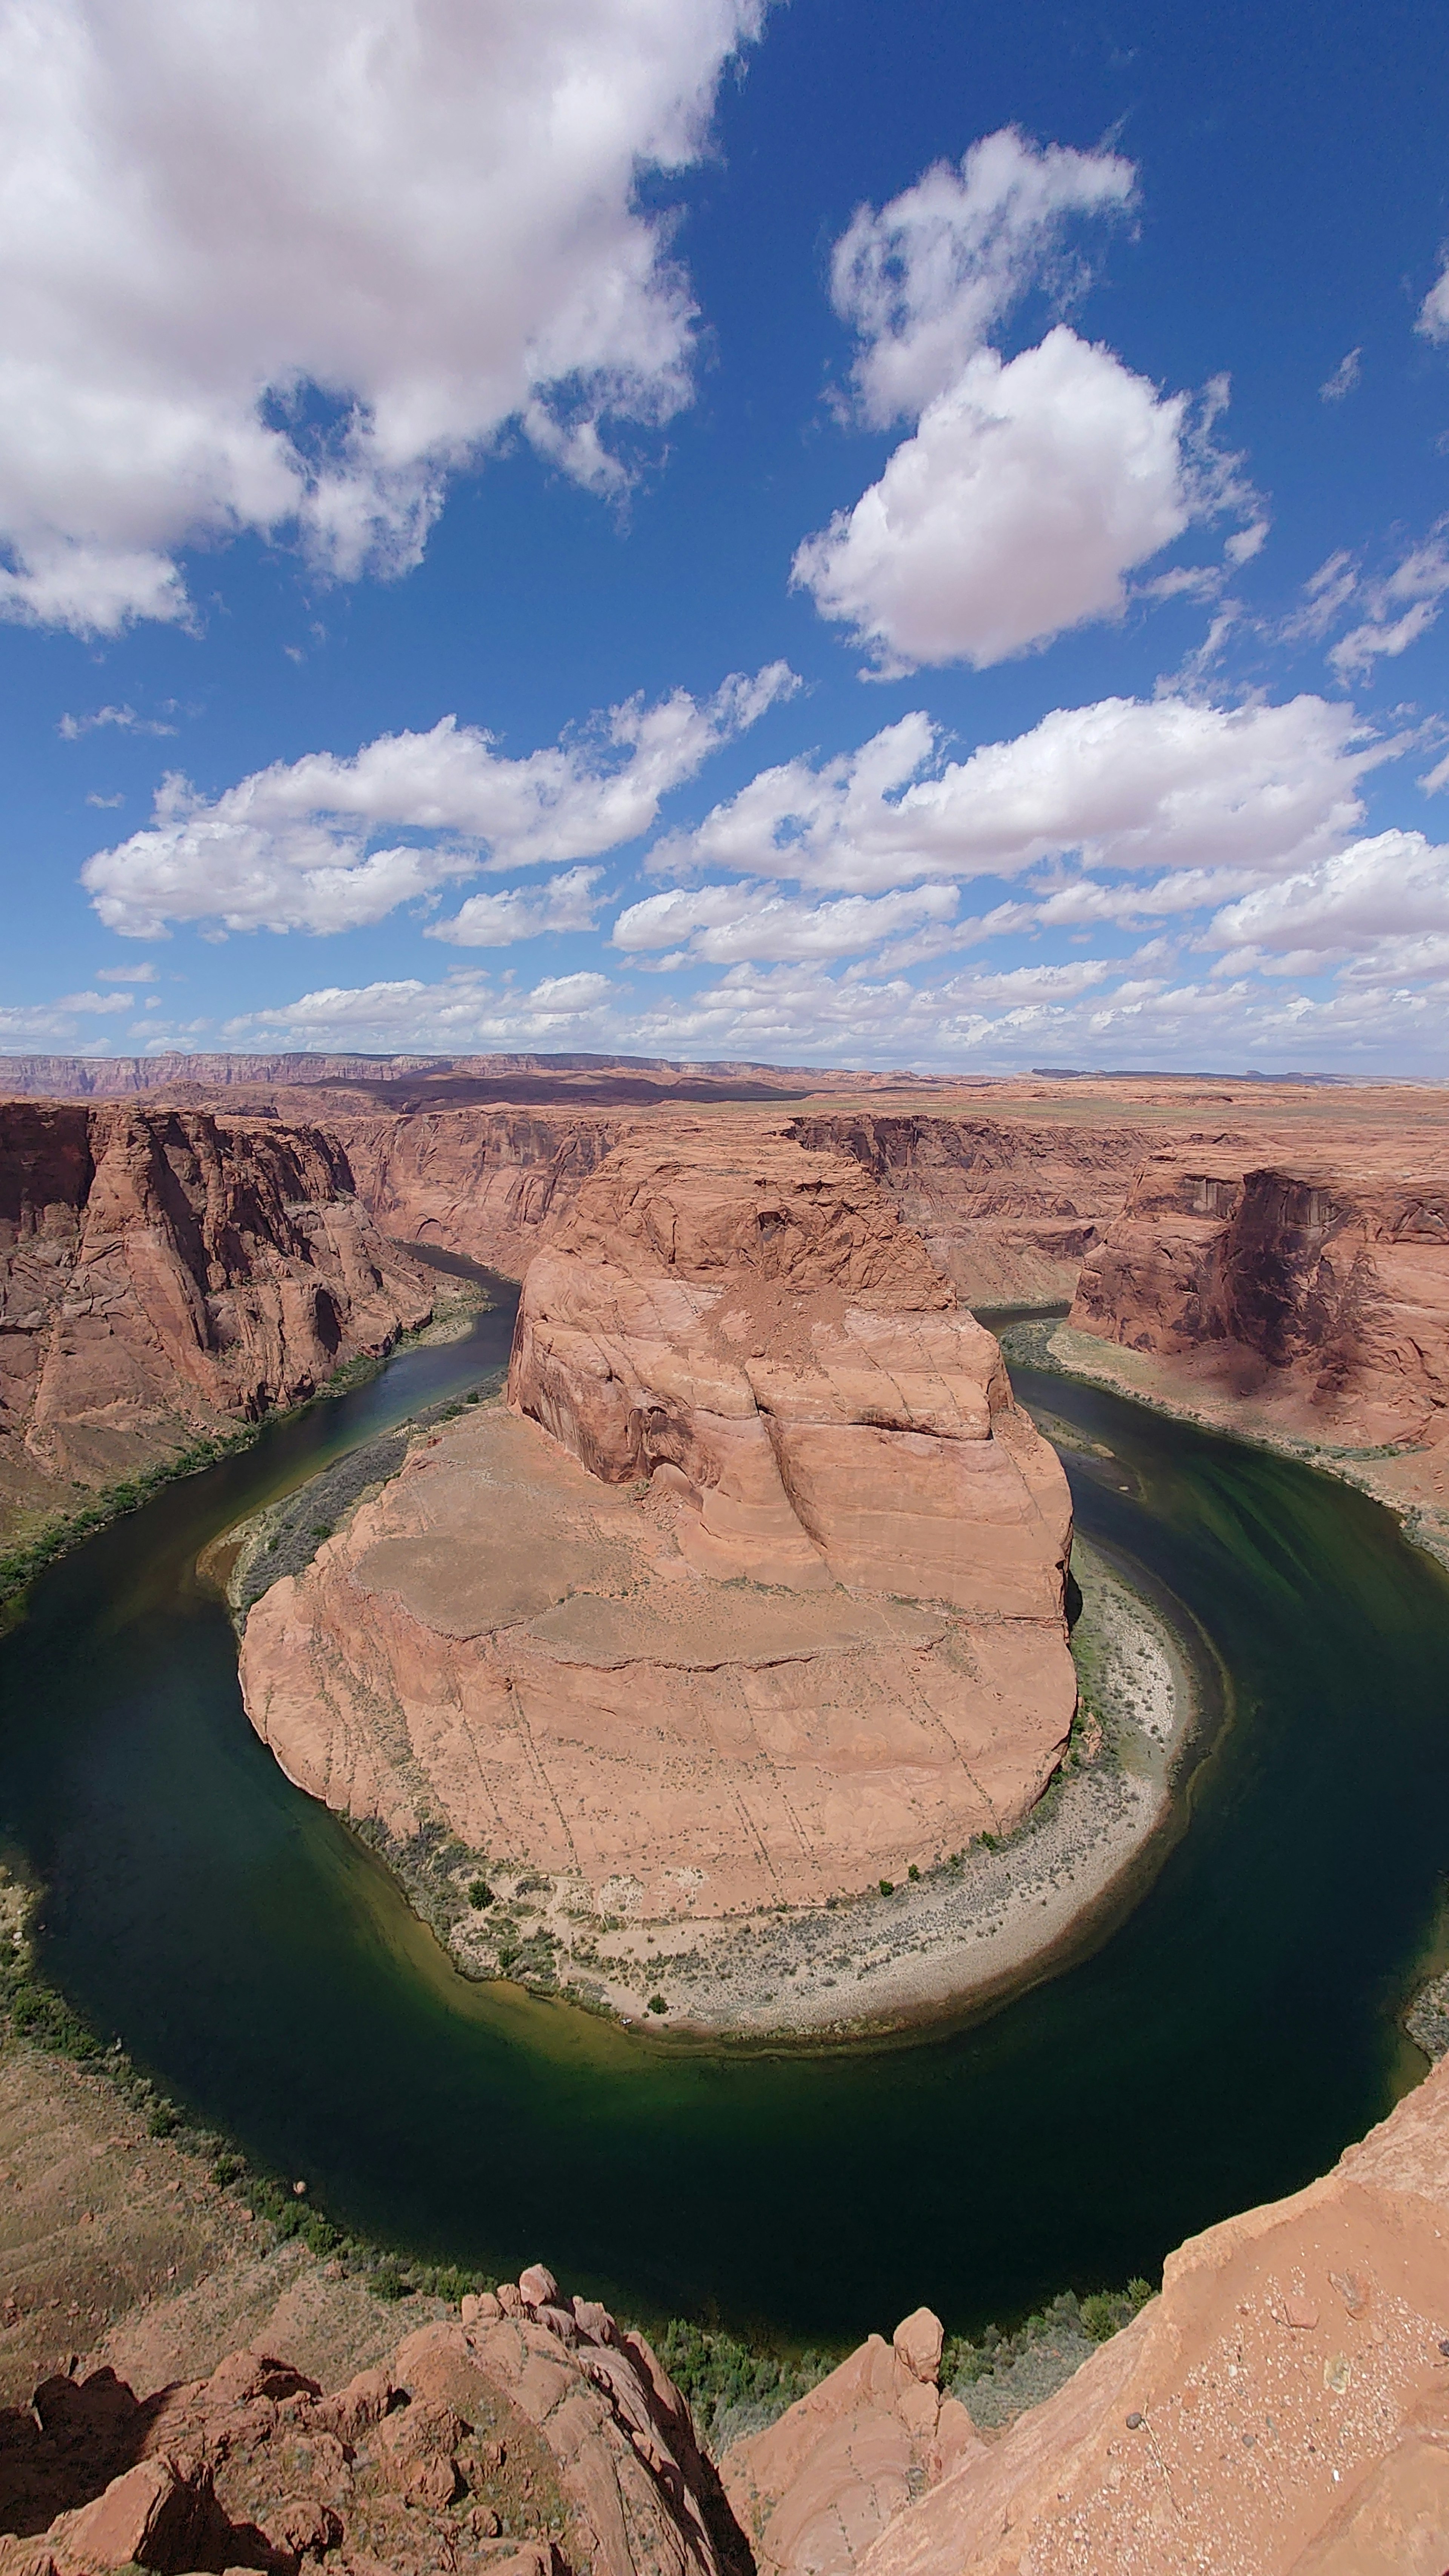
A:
[0,1280,1446,2349]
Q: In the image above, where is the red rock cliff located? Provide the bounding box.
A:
[1071,1146,1449,1449]
[0,1100,434,1515]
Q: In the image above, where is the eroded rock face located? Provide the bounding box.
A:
[238,1129,1074,1942]
[720,2308,979,2576]
[850,2056,1449,2576]
[0,2273,740,2576]
[1072,1147,1449,1449]
[508,1128,1071,1617]
[0,1101,434,1503]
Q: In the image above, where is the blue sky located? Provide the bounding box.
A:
[3,0,1449,1073]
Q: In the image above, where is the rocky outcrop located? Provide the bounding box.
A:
[1072,1147,1449,1450]
[0,1101,434,1507]
[0,2264,741,2576]
[841,2054,1449,2575]
[508,1127,1070,1613]
[237,1129,1074,1997]
[720,2308,979,2576]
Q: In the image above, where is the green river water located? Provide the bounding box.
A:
[0,1278,1447,2349]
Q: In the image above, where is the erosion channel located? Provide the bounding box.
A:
[0,1275,1446,2351]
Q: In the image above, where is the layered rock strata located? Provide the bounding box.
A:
[1072,1146,1449,1451]
[0,1101,433,1512]
[238,1131,1075,1964]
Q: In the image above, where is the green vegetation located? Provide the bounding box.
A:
[468,1879,494,1909]
[647,1993,668,2014]
[654,2319,834,2449]
[878,1878,894,1896]
[0,1424,265,1621]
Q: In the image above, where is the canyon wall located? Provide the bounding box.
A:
[0,1101,434,1526]
[1072,1146,1449,1450]
[790,1112,1154,1308]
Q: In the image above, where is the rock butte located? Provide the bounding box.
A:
[238,1130,1075,1926]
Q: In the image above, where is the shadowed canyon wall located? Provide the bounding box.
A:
[0,1101,434,1532]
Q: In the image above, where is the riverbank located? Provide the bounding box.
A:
[1009,1316,1449,1576]
[0,1272,484,1633]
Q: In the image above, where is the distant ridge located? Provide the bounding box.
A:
[1029,1064,1348,1084]
[0,1049,942,1103]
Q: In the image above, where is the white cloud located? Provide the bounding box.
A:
[1418,253,1449,343]
[613,878,961,963]
[81,663,795,936]
[95,960,158,981]
[58,703,176,739]
[1319,348,1361,403]
[1328,521,1449,677]
[86,791,126,809]
[428,865,605,946]
[0,987,136,1045]
[1205,828,1449,970]
[0,0,764,632]
[795,328,1200,672]
[226,966,621,1050]
[798,131,1260,674]
[831,127,1135,427]
[655,692,1378,895]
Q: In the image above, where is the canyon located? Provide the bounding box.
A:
[0,2032,1447,2575]
[3,1051,1449,2569]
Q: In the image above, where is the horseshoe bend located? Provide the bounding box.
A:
[235,1123,1092,2027]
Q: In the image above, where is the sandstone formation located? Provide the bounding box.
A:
[0,2264,739,2576]
[842,2055,1449,2574]
[791,1113,1155,1308]
[720,2307,979,2576]
[0,1102,434,1525]
[238,1130,1075,1970]
[1072,1144,1449,1452]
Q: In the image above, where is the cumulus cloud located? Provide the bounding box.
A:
[795,327,1198,672]
[797,128,1260,674]
[0,988,136,1044]
[428,865,605,947]
[226,966,621,1050]
[81,663,795,937]
[613,878,961,963]
[830,127,1136,427]
[1205,828,1449,973]
[654,692,1378,896]
[0,0,764,632]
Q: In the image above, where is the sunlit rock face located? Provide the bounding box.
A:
[240,1126,1075,1934]
[1072,1145,1449,1449]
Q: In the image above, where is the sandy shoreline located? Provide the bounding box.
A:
[435,1533,1201,2041]
[1025,1318,1449,1577]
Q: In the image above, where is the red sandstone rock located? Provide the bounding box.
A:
[1072,1144,1449,1450]
[854,2056,1449,2576]
[0,1100,433,1515]
[720,2312,972,2576]
[239,1133,1075,1932]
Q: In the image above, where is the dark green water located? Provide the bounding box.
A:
[0,1287,1447,2349]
